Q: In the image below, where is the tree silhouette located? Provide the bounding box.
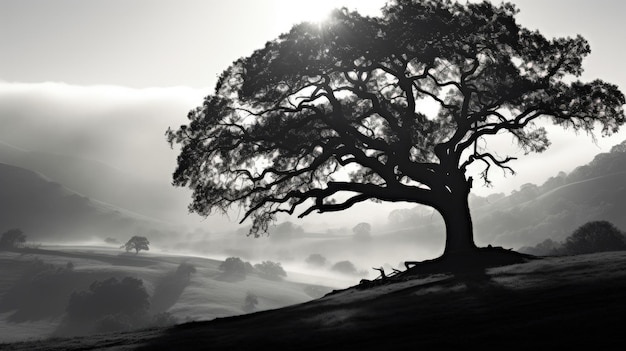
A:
[121,236,150,254]
[167,0,625,261]
[563,221,626,255]
[0,228,26,249]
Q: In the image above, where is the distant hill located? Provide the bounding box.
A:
[0,162,173,243]
[0,141,190,224]
[386,140,626,250]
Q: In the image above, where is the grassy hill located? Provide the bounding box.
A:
[2,250,625,349]
[0,245,333,344]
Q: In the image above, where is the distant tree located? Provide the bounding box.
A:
[331,260,361,276]
[121,236,150,254]
[243,292,259,313]
[305,253,328,267]
[219,257,248,280]
[254,261,287,280]
[0,228,26,249]
[563,221,626,255]
[352,222,372,241]
[168,0,625,265]
[176,262,197,279]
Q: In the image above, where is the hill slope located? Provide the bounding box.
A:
[3,251,625,350]
[0,162,172,242]
[385,140,626,250]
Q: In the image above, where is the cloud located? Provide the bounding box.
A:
[0,81,207,179]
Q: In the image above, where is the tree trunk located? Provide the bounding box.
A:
[440,191,477,255]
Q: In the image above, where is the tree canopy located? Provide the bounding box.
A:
[168,0,624,256]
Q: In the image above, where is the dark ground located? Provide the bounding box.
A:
[2,250,625,350]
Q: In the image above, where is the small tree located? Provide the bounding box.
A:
[219,257,248,280]
[121,236,150,254]
[254,261,287,280]
[0,229,26,249]
[176,262,197,279]
[242,292,259,313]
[331,260,362,276]
[305,253,328,267]
[563,221,626,255]
[352,222,372,241]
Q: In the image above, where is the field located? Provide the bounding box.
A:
[0,245,338,343]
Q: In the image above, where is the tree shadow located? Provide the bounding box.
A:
[0,259,117,322]
[150,265,194,314]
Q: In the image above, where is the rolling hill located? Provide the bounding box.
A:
[385,140,626,250]
[0,162,174,243]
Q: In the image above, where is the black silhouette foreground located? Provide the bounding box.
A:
[4,251,625,350]
[167,0,625,267]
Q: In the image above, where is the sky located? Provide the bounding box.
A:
[1,0,626,231]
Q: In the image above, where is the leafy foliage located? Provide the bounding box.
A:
[168,0,625,254]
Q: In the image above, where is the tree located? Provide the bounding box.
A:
[563,221,626,255]
[219,257,248,280]
[254,261,287,280]
[331,260,365,276]
[305,253,328,267]
[0,229,26,249]
[167,0,625,262]
[352,222,372,241]
[121,236,150,254]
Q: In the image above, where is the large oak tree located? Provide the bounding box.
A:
[168,0,624,259]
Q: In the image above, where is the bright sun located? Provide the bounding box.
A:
[277,0,337,25]
[273,1,386,34]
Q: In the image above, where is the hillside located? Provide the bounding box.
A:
[0,141,189,223]
[0,246,333,344]
[0,162,174,243]
[386,140,626,250]
[2,251,625,350]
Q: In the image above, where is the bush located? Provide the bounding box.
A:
[331,260,362,276]
[242,292,258,313]
[176,262,197,278]
[219,257,248,280]
[563,220,626,255]
[67,277,150,323]
[254,261,287,280]
[352,222,372,241]
[305,254,327,267]
[0,229,26,249]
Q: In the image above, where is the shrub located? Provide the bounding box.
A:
[352,222,372,241]
[66,277,150,323]
[254,261,287,280]
[563,221,626,255]
[305,253,327,267]
[331,260,360,275]
[242,292,258,313]
[219,257,248,280]
[0,229,26,249]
